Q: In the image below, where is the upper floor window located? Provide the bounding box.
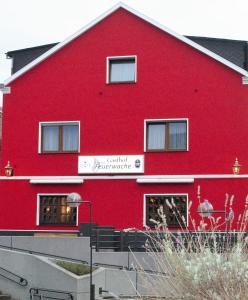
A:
[107,56,137,83]
[40,121,79,153]
[145,119,188,152]
[39,195,77,226]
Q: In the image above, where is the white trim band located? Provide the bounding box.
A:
[137,178,194,184]
[0,174,247,181]
[30,178,84,184]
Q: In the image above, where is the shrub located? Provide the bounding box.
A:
[135,192,248,300]
[55,260,92,276]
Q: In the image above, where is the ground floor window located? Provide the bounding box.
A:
[39,195,77,226]
[145,194,187,228]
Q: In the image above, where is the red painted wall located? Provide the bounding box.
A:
[2,8,248,176]
[0,178,246,230]
[1,8,248,230]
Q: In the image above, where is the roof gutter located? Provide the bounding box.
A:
[0,83,11,94]
[242,76,248,84]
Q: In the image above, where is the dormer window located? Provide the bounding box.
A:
[107,56,137,83]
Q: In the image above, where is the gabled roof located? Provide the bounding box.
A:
[6,37,248,75]
[4,2,248,85]
[6,43,58,75]
[187,36,248,71]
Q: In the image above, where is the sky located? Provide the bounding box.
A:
[1,0,248,105]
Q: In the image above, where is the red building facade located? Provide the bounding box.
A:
[1,4,248,232]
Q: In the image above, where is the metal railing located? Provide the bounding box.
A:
[0,243,88,299]
[93,230,248,252]
[0,243,88,265]
[0,265,28,286]
[30,288,73,300]
[95,262,168,299]
[94,230,147,252]
[93,261,167,275]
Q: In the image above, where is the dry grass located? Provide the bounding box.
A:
[134,193,248,300]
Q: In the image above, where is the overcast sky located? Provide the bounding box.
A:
[1,0,248,105]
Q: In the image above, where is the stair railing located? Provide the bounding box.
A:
[30,287,73,300]
[0,243,88,265]
[0,265,28,286]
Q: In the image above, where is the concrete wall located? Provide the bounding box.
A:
[0,236,90,261]
[0,248,83,299]
[0,247,171,300]
[0,236,159,271]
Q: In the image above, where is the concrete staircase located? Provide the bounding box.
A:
[0,291,12,299]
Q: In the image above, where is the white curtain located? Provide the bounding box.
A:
[169,123,186,150]
[42,126,59,151]
[63,125,78,151]
[110,62,135,82]
[147,124,166,150]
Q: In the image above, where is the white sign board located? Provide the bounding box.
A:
[78,155,144,174]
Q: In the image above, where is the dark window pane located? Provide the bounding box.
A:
[40,195,76,226]
[146,195,187,228]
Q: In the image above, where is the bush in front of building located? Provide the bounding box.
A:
[55,260,92,276]
[136,194,248,300]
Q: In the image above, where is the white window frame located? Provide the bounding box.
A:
[106,55,137,84]
[36,193,79,226]
[144,118,189,152]
[38,121,80,153]
[143,193,189,228]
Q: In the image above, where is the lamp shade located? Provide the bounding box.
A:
[197,199,213,218]
[66,192,83,208]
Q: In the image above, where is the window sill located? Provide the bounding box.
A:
[30,178,84,184]
[39,151,79,154]
[107,81,136,84]
[145,149,188,152]
[38,224,77,227]
[137,177,194,184]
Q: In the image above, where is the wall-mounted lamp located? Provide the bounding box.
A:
[232,158,241,175]
[66,192,83,207]
[197,199,213,218]
[5,161,14,177]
